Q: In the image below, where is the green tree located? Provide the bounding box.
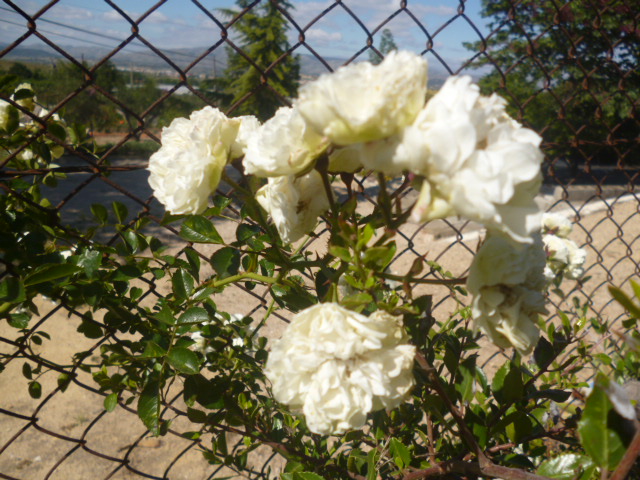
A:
[220,0,300,121]
[369,28,398,64]
[466,0,639,166]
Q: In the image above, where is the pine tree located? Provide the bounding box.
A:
[369,29,398,65]
[220,0,300,121]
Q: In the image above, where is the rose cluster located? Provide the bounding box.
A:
[148,50,544,246]
[541,213,587,282]
[146,51,560,430]
[264,303,415,435]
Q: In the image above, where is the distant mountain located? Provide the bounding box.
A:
[1,42,455,86]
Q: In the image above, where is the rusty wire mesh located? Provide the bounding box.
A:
[0,0,639,478]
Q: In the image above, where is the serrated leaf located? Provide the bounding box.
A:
[178,307,209,325]
[167,347,200,375]
[180,216,223,244]
[389,438,411,469]
[24,263,81,286]
[8,312,29,329]
[104,393,118,412]
[210,247,241,279]
[138,381,160,435]
[172,268,194,302]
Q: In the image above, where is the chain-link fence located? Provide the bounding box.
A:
[1,0,639,478]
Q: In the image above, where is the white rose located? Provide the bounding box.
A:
[328,145,363,173]
[468,233,547,355]
[230,115,260,159]
[0,99,18,131]
[406,76,543,243]
[148,106,240,214]
[542,212,573,238]
[255,170,331,244]
[12,83,36,112]
[542,231,586,282]
[543,234,571,265]
[297,50,428,146]
[566,241,587,279]
[265,303,415,435]
[243,107,328,177]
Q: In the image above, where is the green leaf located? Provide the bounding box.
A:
[57,373,72,392]
[76,250,101,278]
[138,381,160,435]
[361,244,396,270]
[608,285,640,318]
[140,341,167,358]
[329,246,351,262]
[77,317,103,339]
[533,336,554,369]
[366,448,379,480]
[104,393,118,412]
[389,438,411,469]
[47,121,67,142]
[210,247,241,279]
[8,312,29,329]
[340,292,373,310]
[91,204,108,224]
[167,347,200,375]
[28,381,42,399]
[0,277,26,303]
[178,307,209,325]
[294,473,325,480]
[180,216,224,244]
[537,454,596,480]
[172,269,194,302]
[112,201,128,224]
[577,385,631,470]
[22,362,32,380]
[24,263,81,286]
[492,362,523,404]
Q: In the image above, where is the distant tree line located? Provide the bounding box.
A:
[466,0,639,167]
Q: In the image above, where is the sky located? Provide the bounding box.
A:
[0,1,491,74]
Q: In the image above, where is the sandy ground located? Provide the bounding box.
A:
[1,164,638,479]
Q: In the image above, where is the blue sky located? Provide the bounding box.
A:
[1,1,491,74]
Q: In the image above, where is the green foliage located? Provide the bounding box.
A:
[2,81,639,480]
[369,28,398,65]
[466,0,639,165]
[219,0,300,120]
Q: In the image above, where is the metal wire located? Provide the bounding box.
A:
[0,0,638,478]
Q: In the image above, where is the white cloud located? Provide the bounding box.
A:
[103,10,130,22]
[45,4,94,20]
[305,28,343,43]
